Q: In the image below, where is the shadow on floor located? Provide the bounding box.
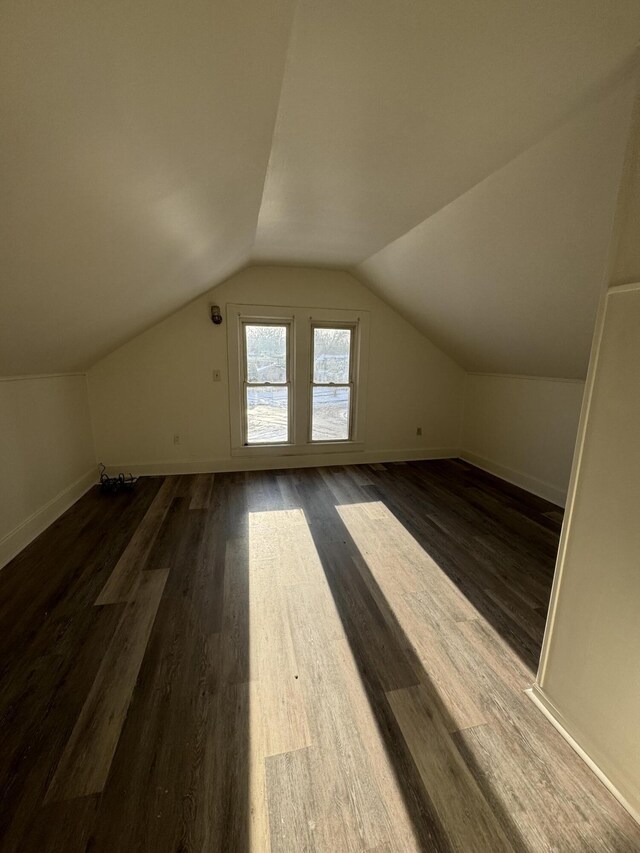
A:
[324,459,560,670]
[270,463,537,850]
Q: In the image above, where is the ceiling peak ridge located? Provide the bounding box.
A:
[249,0,302,259]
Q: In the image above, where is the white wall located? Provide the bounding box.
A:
[611,82,640,287]
[535,84,640,820]
[0,374,96,568]
[535,285,640,819]
[88,266,466,473]
[462,374,584,506]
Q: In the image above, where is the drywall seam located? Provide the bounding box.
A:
[527,685,640,825]
[0,468,97,570]
[459,451,566,507]
[101,447,460,477]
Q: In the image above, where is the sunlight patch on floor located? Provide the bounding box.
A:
[245,506,419,851]
[336,499,481,623]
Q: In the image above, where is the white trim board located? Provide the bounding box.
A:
[527,684,640,826]
[536,284,615,684]
[459,451,566,507]
[0,469,97,571]
[101,447,460,477]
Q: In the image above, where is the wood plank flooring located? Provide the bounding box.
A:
[1,460,638,851]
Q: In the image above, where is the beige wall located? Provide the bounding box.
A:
[462,374,584,506]
[612,86,640,286]
[536,286,640,817]
[88,266,466,472]
[358,69,636,380]
[0,374,96,568]
[536,84,640,819]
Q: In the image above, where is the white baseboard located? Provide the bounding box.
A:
[527,684,640,825]
[459,451,566,507]
[0,468,97,570]
[102,447,460,477]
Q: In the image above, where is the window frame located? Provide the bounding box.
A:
[241,318,293,447]
[227,303,369,458]
[308,321,357,444]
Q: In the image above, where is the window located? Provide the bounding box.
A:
[310,325,354,442]
[242,322,291,445]
[227,304,369,457]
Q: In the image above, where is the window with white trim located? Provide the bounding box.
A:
[227,304,369,457]
[310,324,355,442]
[242,320,291,445]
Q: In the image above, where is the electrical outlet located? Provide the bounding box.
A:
[212,369,221,382]
[416,426,422,436]
[173,433,180,445]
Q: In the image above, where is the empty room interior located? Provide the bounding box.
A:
[2,2,640,851]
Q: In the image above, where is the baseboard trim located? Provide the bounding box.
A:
[527,684,640,825]
[0,468,97,570]
[102,447,460,477]
[459,451,566,507]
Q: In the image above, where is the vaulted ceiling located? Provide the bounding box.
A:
[2,1,639,376]
[358,75,637,379]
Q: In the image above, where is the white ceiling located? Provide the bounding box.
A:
[0,0,296,374]
[1,1,639,376]
[254,1,640,267]
[358,74,637,379]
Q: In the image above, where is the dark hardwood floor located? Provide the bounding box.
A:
[1,460,638,851]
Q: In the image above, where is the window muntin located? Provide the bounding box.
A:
[310,324,355,442]
[242,322,291,445]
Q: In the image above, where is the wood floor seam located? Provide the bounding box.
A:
[1,464,638,851]
[45,569,169,803]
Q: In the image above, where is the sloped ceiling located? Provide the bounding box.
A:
[358,75,637,379]
[0,0,296,374]
[1,1,640,376]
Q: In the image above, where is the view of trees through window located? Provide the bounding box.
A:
[242,322,354,445]
[245,324,287,383]
[244,324,289,444]
[312,327,351,383]
[311,326,352,442]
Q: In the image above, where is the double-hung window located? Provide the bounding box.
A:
[310,324,355,442]
[228,304,369,456]
[242,321,291,445]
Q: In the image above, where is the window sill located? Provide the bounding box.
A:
[231,440,365,458]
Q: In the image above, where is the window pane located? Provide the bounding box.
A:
[313,327,351,384]
[312,386,350,441]
[246,386,289,444]
[245,324,287,383]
